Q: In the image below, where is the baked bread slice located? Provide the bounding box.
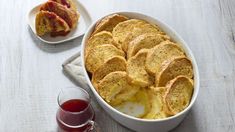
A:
[50,0,77,11]
[113,19,165,52]
[85,44,125,73]
[145,41,185,75]
[112,19,147,47]
[127,49,153,87]
[92,14,129,35]
[156,56,193,87]
[98,71,140,103]
[85,31,118,57]
[143,87,167,119]
[35,10,70,36]
[163,76,194,115]
[122,25,168,52]
[127,33,164,59]
[40,1,79,29]
[92,56,126,88]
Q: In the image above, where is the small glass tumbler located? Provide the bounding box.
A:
[56,87,99,132]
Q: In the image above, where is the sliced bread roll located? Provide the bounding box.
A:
[40,1,79,29]
[85,31,117,57]
[113,19,165,52]
[143,87,167,119]
[98,71,140,103]
[85,44,125,73]
[146,41,185,75]
[127,49,153,87]
[93,14,129,35]
[156,56,193,86]
[112,19,148,46]
[163,76,194,115]
[122,25,168,52]
[92,56,126,88]
[35,11,70,36]
[127,34,164,59]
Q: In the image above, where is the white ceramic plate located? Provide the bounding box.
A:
[27,0,92,44]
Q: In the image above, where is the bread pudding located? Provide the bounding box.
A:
[35,0,79,37]
[84,14,194,119]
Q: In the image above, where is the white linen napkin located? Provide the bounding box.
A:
[62,51,89,89]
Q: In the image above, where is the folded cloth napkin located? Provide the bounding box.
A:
[62,51,89,89]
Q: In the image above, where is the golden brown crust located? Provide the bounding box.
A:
[92,14,129,35]
[122,25,167,52]
[126,49,153,87]
[156,56,193,87]
[92,56,126,89]
[112,19,146,47]
[85,44,125,73]
[127,33,164,59]
[85,31,118,58]
[113,19,165,52]
[163,76,194,115]
[145,41,185,76]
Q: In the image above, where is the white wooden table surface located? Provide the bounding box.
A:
[0,0,235,131]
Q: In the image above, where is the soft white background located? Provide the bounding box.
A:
[0,0,234,131]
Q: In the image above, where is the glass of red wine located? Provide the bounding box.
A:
[56,87,99,132]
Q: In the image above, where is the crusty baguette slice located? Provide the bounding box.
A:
[143,86,167,119]
[127,49,153,87]
[92,14,129,35]
[145,41,185,75]
[85,44,125,73]
[112,19,147,47]
[113,19,165,52]
[92,56,126,89]
[85,31,118,58]
[40,1,79,29]
[127,33,164,59]
[98,71,140,103]
[122,25,168,53]
[156,56,193,87]
[35,11,70,36]
[163,76,194,115]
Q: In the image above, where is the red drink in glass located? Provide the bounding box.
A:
[56,87,97,132]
